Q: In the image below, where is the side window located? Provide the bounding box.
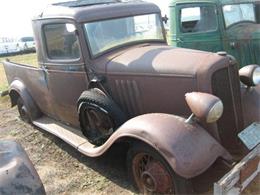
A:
[180,6,217,33]
[43,23,80,60]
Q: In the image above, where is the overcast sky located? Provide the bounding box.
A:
[0,0,170,38]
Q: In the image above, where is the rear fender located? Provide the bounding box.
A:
[79,113,232,179]
[9,80,41,120]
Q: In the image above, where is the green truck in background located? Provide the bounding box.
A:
[169,0,260,67]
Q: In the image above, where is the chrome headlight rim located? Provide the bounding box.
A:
[206,101,224,123]
[239,65,260,87]
[252,66,260,86]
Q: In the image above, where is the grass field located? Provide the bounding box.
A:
[0,53,37,92]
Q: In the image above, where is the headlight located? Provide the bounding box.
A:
[185,92,223,123]
[252,67,260,85]
[239,65,260,87]
[206,101,224,123]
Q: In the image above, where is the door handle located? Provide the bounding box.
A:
[42,65,49,75]
[230,42,237,49]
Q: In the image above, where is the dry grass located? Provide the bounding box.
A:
[0,63,7,92]
[0,53,37,92]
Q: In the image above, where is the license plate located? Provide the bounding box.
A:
[238,122,260,150]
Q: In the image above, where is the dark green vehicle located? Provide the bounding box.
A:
[169,0,260,67]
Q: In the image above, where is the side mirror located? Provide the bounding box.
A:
[185,92,223,123]
[239,65,260,87]
[162,14,168,24]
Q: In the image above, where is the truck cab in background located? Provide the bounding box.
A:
[169,0,260,68]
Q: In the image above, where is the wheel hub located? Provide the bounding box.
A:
[141,171,157,192]
[143,161,172,193]
[133,153,174,194]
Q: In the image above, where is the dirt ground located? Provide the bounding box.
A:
[0,96,259,195]
[0,96,134,194]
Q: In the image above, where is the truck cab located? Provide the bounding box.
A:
[169,0,260,67]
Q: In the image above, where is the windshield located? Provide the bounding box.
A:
[84,14,164,56]
[223,3,256,27]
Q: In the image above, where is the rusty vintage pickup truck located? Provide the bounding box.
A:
[3,0,260,194]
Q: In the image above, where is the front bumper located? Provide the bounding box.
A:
[214,123,260,194]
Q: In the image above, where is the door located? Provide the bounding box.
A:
[42,22,89,127]
[175,3,222,52]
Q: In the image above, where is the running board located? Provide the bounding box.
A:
[33,116,97,155]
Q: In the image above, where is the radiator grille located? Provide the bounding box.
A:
[211,65,244,151]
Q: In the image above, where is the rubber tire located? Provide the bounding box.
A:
[127,142,193,194]
[78,90,127,146]
[17,97,31,123]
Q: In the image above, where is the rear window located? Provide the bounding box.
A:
[43,23,80,60]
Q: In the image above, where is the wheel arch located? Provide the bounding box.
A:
[87,113,232,179]
[87,76,110,96]
[9,80,41,120]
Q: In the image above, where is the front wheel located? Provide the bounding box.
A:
[127,142,193,194]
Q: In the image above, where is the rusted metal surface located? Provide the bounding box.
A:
[81,113,232,178]
[106,45,229,118]
[8,79,42,120]
[4,61,88,127]
[36,1,160,23]
[214,144,260,195]
[32,113,232,179]
[0,140,45,194]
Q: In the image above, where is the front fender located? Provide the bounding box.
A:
[9,80,41,120]
[241,85,260,126]
[78,113,232,179]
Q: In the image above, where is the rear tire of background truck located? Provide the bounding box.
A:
[127,142,193,194]
[78,90,127,146]
[17,97,31,123]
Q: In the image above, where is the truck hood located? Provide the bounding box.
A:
[107,45,226,77]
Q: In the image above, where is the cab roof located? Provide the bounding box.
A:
[34,0,160,23]
[170,0,259,6]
